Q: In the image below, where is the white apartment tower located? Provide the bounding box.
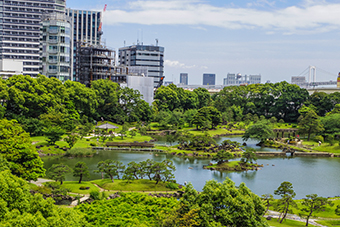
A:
[0,0,66,77]
[118,44,164,87]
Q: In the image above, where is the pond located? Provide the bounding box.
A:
[42,149,340,199]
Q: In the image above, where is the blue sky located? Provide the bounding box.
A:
[67,0,340,85]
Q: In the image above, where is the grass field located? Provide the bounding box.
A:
[266,218,317,226]
[90,179,179,192]
[60,181,99,194]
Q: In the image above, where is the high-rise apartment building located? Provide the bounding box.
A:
[0,0,66,77]
[180,73,188,85]
[41,13,71,82]
[65,8,101,80]
[118,44,164,87]
[203,73,215,85]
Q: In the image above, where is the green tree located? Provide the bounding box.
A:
[179,178,268,227]
[243,120,273,143]
[43,126,65,145]
[119,124,128,139]
[154,85,180,111]
[193,87,212,109]
[140,159,155,180]
[274,181,296,223]
[0,119,45,181]
[73,162,90,184]
[96,160,125,183]
[192,106,221,130]
[47,163,72,185]
[151,159,176,184]
[241,148,258,164]
[212,150,234,165]
[64,133,79,149]
[183,109,198,127]
[301,194,333,226]
[320,113,340,137]
[298,109,324,141]
[261,194,274,216]
[64,80,98,120]
[123,161,142,180]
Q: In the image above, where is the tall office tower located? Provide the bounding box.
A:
[203,73,215,85]
[0,0,66,77]
[41,13,71,82]
[180,73,188,85]
[65,9,102,80]
[118,44,164,87]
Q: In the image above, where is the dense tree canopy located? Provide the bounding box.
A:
[0,169,87,226]
[0,119,45,181]
[178,178,268,227]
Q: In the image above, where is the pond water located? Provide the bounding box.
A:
[42,149,340,199]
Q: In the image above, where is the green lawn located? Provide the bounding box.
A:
[187,128,244,136]
[90,179,179,192]
[316,219,340,226]
[60,181,99,194]
[266,218,317,226]
[301,140,340,153]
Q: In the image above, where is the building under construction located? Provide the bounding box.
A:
[75,42,119,86]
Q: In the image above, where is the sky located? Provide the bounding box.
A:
[66,0,340,85]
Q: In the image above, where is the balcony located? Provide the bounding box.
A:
[49,39,58,44]
[48,69,57,74]
[48,50,57,54]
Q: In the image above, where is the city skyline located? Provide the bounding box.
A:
[66,0,340,85]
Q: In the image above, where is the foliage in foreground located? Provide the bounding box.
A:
[75,193,179,227]
[0,169,87,227]
[0,118,45,181]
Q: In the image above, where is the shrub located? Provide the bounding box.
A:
[100,191,109,200]
[79,186,90,190]
[279,119,285,123]
[89,190,100,200]
[90,142,97,146]
[86,138,90,141]
[166,183,179,190]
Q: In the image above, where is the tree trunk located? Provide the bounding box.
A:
[60,179,63,185]
[110,175,114,183]
[79,174,83,184]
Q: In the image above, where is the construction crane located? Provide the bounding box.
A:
[98,4,107,36]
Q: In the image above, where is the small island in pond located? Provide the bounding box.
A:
[203,147,262,171]
[204,160,263,171]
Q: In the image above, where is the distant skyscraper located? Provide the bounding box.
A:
[65,9,102,80]
[118,44,164,87]
[223,73,261,85]
[0,0,66,77]
[203,73,215,85]
[180,73,188,85]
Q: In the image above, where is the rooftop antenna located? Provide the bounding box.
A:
[137,30,139,45]
[155,38,158,46]
[141,29,143,45]
[124,40,126,47]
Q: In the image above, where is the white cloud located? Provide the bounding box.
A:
[165,60,203,69]
[103,0,340,34]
